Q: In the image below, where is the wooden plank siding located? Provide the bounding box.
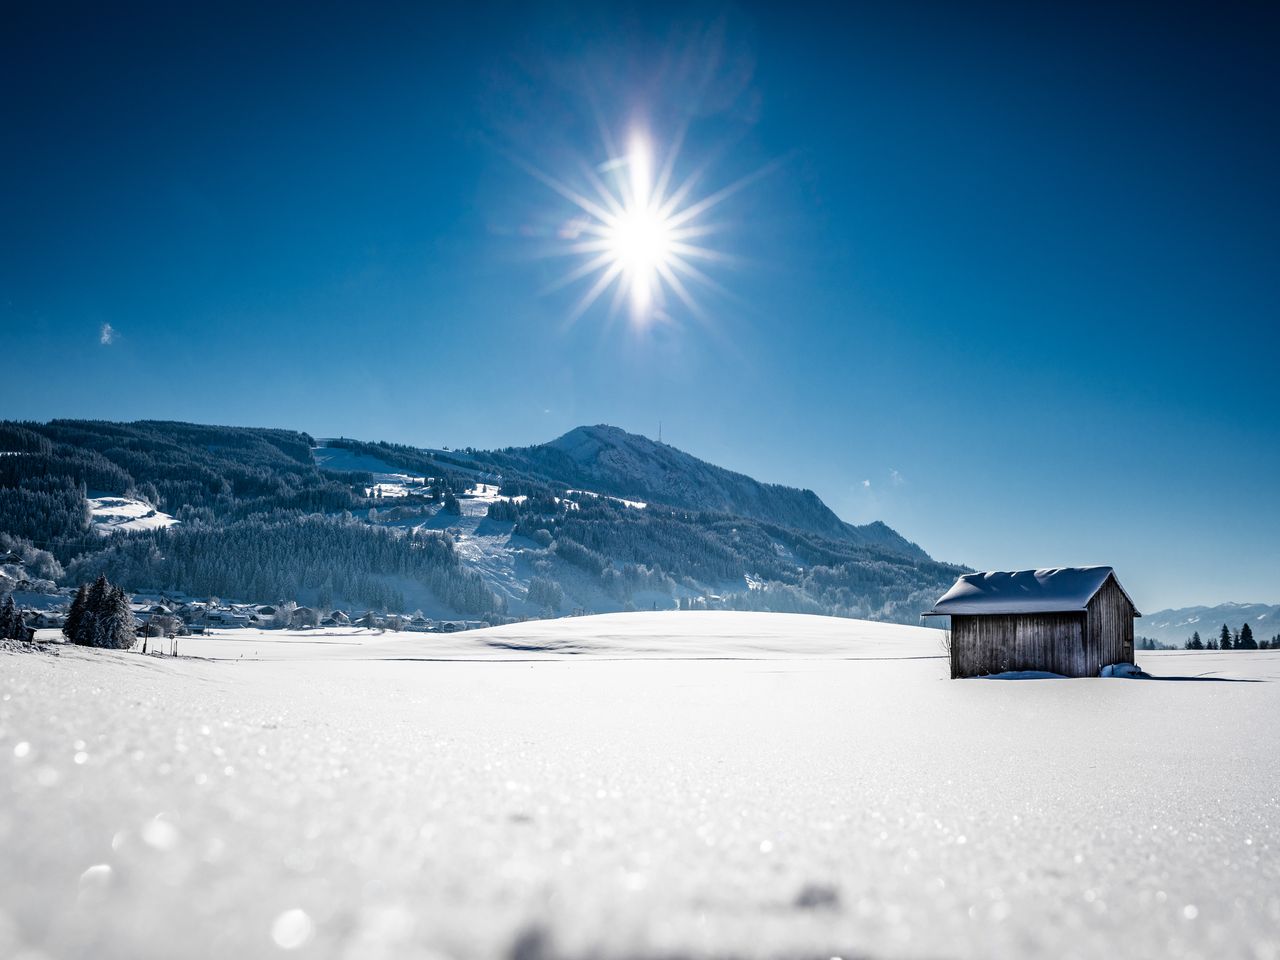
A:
[1085,574,1136,669]
[950,613,1087,678]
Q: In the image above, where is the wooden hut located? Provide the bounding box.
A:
[925,566,1140,678]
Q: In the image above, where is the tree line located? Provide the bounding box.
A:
[1183,622,1278,650]
[67,515,504,619]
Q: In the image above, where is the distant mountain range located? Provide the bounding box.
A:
[1137,602,1280,646]
[0,419,964,625]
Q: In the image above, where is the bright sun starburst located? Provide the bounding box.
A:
[528,127,765,327]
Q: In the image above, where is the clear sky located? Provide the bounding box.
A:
[3,2,1277,609]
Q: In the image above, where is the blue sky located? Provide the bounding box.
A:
[3,2,1277,609]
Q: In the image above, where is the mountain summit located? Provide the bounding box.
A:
[498,424,926,558]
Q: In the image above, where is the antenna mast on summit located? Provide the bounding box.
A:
[658,420,662,444]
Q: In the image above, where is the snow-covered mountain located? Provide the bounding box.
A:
[1137,602,1280,645]
[490,425,927,557]
[1,418,962,625]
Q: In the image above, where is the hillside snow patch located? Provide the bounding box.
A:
[87,497,178,536]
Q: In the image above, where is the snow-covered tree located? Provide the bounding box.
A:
[273,601,297,629]
[73,575,111,646]
[0,595,18,640]
[92,586,136,650]
[63,583,89,642]
[527,576,563,612]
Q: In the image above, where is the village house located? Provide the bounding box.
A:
[289,606,317,627]
[28,610,65,630]
[925,566,1140,679]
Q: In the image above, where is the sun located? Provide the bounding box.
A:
[599,159,676,315]
[527,126,761,326]
[607,205,673,278]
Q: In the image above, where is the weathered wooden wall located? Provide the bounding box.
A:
[950,612,1087,677]
[1085,575,1136,668]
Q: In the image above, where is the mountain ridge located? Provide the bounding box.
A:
[1138,601,1280,645]
[481,424,928,559]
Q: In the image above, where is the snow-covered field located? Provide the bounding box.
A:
[87,496,179,536]
[3,612,1279,960]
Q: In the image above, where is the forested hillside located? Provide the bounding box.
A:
[0,419,965,623]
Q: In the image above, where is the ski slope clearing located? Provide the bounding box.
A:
[311,444,429,498]
[87,496,179,536]
[566,488,647,509]
[310,444,408,476]
[3,613,1279,960]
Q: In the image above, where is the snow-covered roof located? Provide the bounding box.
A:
[925,566,1140,617]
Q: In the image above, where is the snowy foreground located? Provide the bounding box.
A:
[3,613,1279,960]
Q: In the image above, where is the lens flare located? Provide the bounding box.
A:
[526,126,769,327]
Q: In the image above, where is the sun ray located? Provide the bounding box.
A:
[567,260,626,324]
[665,157,785,229]
[540,251,617,294]
[514,156,618,226]
[651,121,688,209]
[668,241,731,263]
[655,260,704,319]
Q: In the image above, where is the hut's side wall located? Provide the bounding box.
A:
[1085,576,1135,668]
[950,613,1088,678]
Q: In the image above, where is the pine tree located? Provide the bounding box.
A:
[92,586,135,650]
[63,583,88,642]
[1187,632,1204,650]
[1239,622,1257,650]
[74,574,111,646]
[0,594,16,640]
[1219,623,1233,651]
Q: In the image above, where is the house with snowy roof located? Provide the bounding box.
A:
[925,566,1140,678]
